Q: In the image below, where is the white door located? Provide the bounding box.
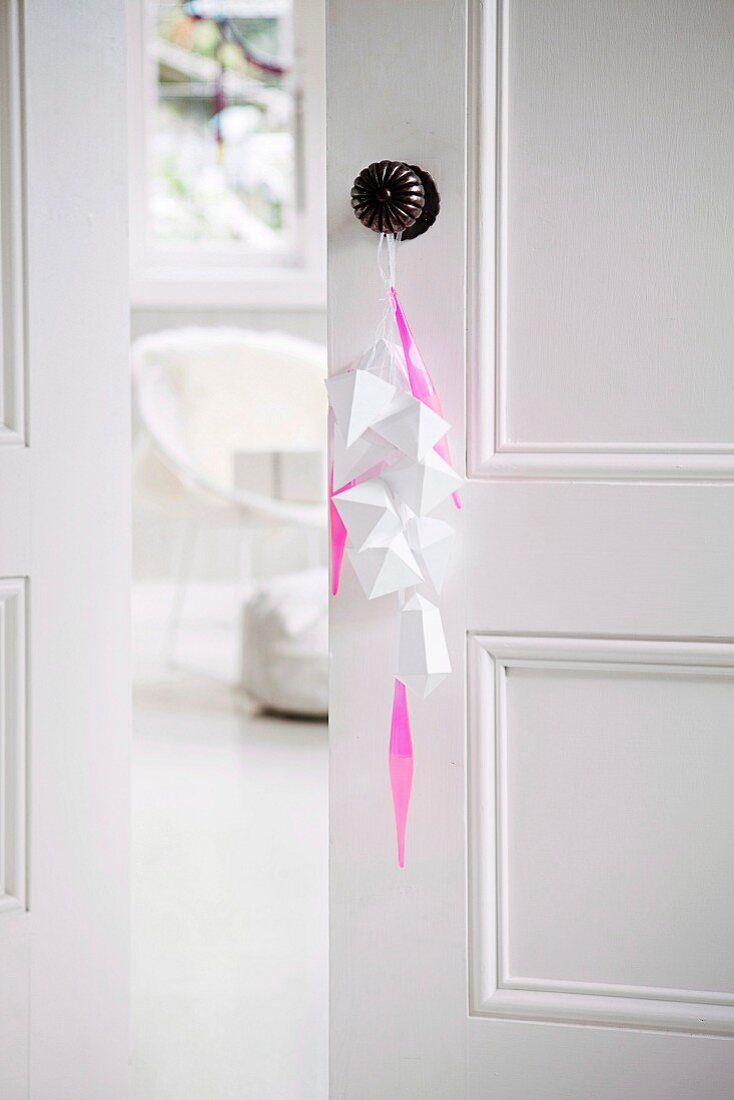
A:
[328,1,734,1095]
[0,1,130,1096]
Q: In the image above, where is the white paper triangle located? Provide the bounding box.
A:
[382,449,462,515]
[326,370,396,447]
[396,593,451,698]
[406,516,455,593]
[348,533,423,599]
[332,479,401,550]
[371,391,450,460]
[399,674,450,699]
[331,425,391,491]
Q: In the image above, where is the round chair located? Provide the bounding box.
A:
[132,326,328,660]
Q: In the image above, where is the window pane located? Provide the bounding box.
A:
[150,0,295,254]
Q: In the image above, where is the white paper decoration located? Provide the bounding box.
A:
[382,449,461,515]
[327,251,462,868]
[326,369,395,447]
[406,516,454,593]
[396,593,451,698]
[332,478,401,550]
[331,425,390,491]
[348,533,423,599]
[370,390,450,460]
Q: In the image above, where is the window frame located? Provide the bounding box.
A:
[127,0,326,309]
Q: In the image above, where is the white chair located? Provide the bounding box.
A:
[132,326,328,660]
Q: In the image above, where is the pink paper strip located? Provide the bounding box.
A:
[390,287,461,509]
[329,465,350,596]
[389,678,414,868]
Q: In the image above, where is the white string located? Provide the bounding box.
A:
[377,231,401,291]
[375,232,402,342]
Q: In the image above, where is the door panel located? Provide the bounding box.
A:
[470,637,734,1035]
[329,0,734,1096]
[473,0,734,479]
[0,2,130,1095]
[500,0,734,454]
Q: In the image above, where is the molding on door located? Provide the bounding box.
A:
[468,633,734,1036]
[0,579,26,914]
[467,0,734,482]
[0,0,26,448]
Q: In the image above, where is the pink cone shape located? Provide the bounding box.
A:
[389,678,414,868]
[390,287,461,509]
[329,465,351,596]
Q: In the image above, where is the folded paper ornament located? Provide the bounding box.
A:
[328,232,462,866]
[370,390,450,461]
[326,369,396,447]
[406,516,454,593]
[390,287,461,509]
[396,593,451,699]
[331,424,391,492]
[348,532,423,599]
[332,478,402,550]
[382,448,462,516]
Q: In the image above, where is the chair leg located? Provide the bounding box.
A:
[161,518,197,666]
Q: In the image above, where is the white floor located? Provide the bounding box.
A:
[131,584,328,1100]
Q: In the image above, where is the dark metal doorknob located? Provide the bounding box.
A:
[350,160,440,240]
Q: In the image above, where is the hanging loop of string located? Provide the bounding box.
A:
[375,232,401,342]
[377,231,400,292]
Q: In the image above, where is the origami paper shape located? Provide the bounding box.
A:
[406,516,454,593]
[333,478,402,550]
[396,593,451,698]
[348,532,423,599]
[391,287,461,509]
[327,258,463,865]
[370,390,450,461]
[331,423,391,491]
[326,369,395,447]
[382,449,462,516]
[389,678,413,869]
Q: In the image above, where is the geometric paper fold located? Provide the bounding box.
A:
[406,516,454,593]
[382,449,462,516]
[390,286,461,509]
[331,424,391,491]
[396,593,451,698]
[371,390,450,460]
[332,478,401,550]
[348,532,423,599]
[325,369,396,447]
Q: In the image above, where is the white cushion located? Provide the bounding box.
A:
[241,569,328,718]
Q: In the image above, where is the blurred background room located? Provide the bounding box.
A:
[127,2,327,1096]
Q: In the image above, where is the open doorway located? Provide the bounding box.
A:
[127,3,327,1096]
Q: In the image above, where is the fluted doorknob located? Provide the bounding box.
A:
[350,160,440,240]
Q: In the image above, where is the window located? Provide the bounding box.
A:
[129,0,325,307]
